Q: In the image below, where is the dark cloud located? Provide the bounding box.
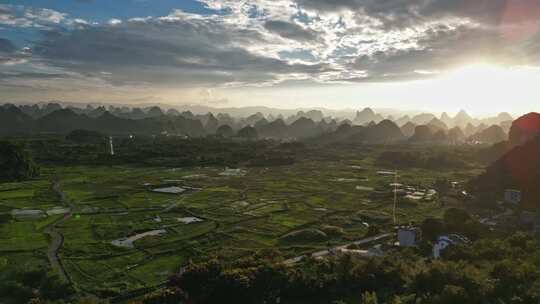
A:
[418,0,540,26]
[420,0,506,23]
[0,38,16,53]
[30,17,331,87]
[349,24,518,81]
[0,37,31,66]
[0,71,66,80]
[264,20,319,42]
[294,0,540,28]
[0,5,12,15]
[295,0,424,28]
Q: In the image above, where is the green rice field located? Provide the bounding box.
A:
[0,146,482,296]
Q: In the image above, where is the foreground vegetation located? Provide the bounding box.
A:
[143,231,540,304]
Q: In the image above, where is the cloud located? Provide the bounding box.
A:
[0,4,86,29]
[0,70,66,80]
[0,5,34,27]
[24,7,66,24]
[2,0,540,99]
[293,0,540,29]
[30,12,331,88]
[264,20,319,42]
[0,38,30,66]
[108,18,122,25]
[0,38,16,53]
[346,23,517,82]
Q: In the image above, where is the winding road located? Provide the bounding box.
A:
[283,233,394,265]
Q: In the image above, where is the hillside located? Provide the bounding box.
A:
[509,112,540,146]
[468,125,507,144]
[471,113,540,208]
[471,134,540,208]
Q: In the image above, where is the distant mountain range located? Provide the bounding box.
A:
[0,103,518,144]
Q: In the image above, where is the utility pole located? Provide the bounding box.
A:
[109,136,115,156]
[393,169,398,225]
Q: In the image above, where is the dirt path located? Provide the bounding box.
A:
[44,179,73,283]
[44,215,71,282]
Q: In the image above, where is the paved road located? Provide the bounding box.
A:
[283,233,395,265]
[479,208,513,225]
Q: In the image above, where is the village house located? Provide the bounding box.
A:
[433,234,470,259]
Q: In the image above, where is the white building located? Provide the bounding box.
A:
[433,234,470,259]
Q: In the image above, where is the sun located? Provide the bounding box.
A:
[442,63,509,83]
[425,63,540,115]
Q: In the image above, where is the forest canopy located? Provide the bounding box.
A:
[0,141,40,182]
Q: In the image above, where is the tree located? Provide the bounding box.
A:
[443,208,471,231]
[437,285,468,304]
[421,218,445,242]
[434,178,450,206]
[38,273,74,301]
[443,208,483,239]
[0,281,33,304]
[387,295,404,304]
[65,129,105,144]
[361,291,378,304]
[0,141,40,182]
[365,224,380,237]
[142,288,185,304]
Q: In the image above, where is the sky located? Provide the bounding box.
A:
[1,0,540,115]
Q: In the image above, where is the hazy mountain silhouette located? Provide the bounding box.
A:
[315,119,403,144]
[354,108,384,125]
[35,108,92,133]
[258,119,288,139]
[469,125,507,144]
[427,118,449,133]
[432,130,449,142]
[395,115,411,127]
[440,112,453,127]
[88,106,107,118]
[245,112,266,126]
[411,113,436,125]
[363,120,404,143]
[454,110,474,127]
[216,125,234,138]
[205,113,220,133]
[409,125,433,142]
[400,122,417,137]
[448,127,466,144]
[288,117,321,139]
[464,123,478,137]
[0,103,525,143]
